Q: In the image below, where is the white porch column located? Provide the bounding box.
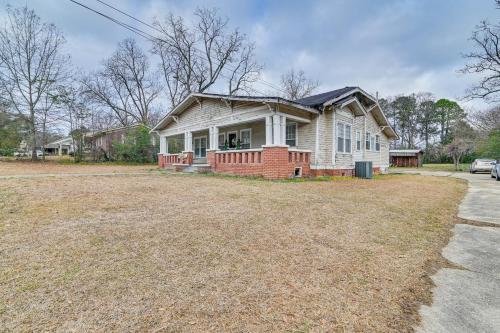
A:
[184,131,193,151]
[280,116,286,146]
[208,127,214,150]
[58,143,62,156]
[213,127,219,150]
[160,136,166,154]
[272,114,281,145]
[265,115,273,145]
[165,137,169,154]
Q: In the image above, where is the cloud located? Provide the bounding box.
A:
[0,0,496,110]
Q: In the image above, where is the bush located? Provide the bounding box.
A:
[0,148,15,156]
[112,125,157,163]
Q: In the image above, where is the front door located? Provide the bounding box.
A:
[194,136,207,158]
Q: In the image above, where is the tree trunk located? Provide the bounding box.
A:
[453,155,460,171]
[30,106,37,161]
[30,125,37,161]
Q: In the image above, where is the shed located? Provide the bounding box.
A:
[389,149,424,167]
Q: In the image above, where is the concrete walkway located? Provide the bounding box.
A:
[391,170,500,333]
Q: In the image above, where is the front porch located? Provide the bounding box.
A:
[157,114,311,179]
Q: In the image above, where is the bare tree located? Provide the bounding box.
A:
[57,85,92,162]
[152,8,261,108]
[461,17,500,102]
[446,120,476,170]
[469,106,500,132]
[0,6,69,160]
[35,89,62,160]
[280,69,319,100]
[82,38,162,126]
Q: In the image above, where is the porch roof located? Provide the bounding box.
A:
[150,93,319,132]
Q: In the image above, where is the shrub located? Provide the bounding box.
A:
[0,148,15,156]
[112,125,158,163]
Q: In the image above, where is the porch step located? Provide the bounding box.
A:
[173,163,211,173]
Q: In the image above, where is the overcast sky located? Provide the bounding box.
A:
[2,0,498,110]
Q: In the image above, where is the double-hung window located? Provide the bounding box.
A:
[218,133,226,150]
[366,132,371,151]
[355,130,361,151]
[337,123,345,153]
[375,135,380,151]
[240,129,251,149]
[337,122,352,153]
[286,122,297,147]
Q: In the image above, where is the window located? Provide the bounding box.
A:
[337,122,351,153]
[371,135,375,152]
[366,132,371,151]
[375,135,380,151]
[240,129,251,149]
[218,133,226,150]
[355,130,361,151]
[345,124,352,153]
[286,122,297,147]
[337,123,344,152]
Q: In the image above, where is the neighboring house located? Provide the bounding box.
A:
[389,149,424,167]
[46,137,74,156]
[88,124,158,160]
[151,87,398,179]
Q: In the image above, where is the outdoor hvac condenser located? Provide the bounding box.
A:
[355,161,373,179]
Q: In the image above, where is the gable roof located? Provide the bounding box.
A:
[295,87,357,108]
[151,88,398,139]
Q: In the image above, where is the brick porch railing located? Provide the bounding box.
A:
[159,147,311,179]
[158,152,193,168]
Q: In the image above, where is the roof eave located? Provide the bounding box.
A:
[150,93,320,133]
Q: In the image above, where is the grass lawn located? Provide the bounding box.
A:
[391,163,470,173]
[0,159,156,176]
[0,162,466,332]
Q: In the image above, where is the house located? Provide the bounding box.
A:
[389,149,424,167]
[45,137,74,156]
[88,124,158,161]
[151,87,398,179]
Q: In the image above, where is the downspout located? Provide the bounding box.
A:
[363,116,367,160]
[332,107,336,167]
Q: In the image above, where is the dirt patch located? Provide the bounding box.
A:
[0,172,466,332]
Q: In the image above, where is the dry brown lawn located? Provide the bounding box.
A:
[0,160,155,176]
[0,162,466,332]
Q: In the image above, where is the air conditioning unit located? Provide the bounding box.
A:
[355,161,373,179]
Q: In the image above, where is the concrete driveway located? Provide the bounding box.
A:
[391,170,500,332]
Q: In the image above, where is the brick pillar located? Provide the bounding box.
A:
[262,146,290,179]
[207,150,216,172]
[183,151,193,165]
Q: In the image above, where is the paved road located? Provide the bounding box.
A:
[391,171,500,333]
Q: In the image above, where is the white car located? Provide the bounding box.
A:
[470,159,495,173]
[30,150,43,158]
[491,161,500,181]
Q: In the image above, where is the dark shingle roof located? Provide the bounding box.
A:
[294,86,357,107]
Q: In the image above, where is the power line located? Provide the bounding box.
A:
[94,0,287,94]
[69,0,287,96]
